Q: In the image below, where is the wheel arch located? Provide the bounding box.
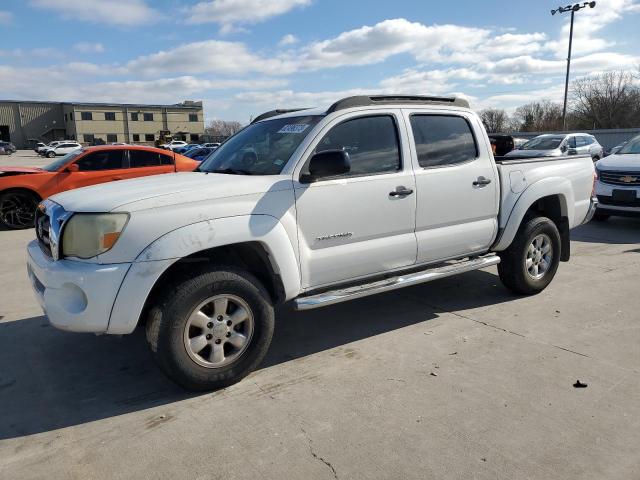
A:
[106,215,301,335]
[493,177,573,259]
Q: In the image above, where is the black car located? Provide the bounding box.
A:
[0,141,16,154]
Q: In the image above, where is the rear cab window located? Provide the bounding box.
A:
[409,114,478,168]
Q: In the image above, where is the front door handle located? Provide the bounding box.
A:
[389,186,414,197]
[112,177,123,181]
[473,176,492,187]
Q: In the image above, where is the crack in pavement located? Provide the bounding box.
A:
[300,427,338,480]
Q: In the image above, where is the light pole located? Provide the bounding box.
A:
[551,1,596,130]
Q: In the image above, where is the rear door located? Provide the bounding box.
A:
[294,111,417,288]
[118,149,175,179]
[404,110,499,264]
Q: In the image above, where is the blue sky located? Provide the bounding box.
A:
[1,0,639,123]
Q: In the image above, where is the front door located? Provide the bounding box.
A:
[56,149,128,193]
[294,112,417,289]
[404,111,499,264]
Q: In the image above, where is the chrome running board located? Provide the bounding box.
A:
[294,255,500,311]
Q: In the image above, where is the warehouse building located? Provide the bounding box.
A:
[0,100,205,149]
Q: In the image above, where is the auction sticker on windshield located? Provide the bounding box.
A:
[277,124,310,134]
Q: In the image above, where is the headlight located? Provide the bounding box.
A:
[62,213,129,259]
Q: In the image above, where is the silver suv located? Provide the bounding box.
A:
[506,133,604,161]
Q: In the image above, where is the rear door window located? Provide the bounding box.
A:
[129,149,165,168]
[409,115,477,168]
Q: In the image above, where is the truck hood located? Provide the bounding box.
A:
[50,172,292,212]
[0,166,44,176]
[596,154,640,171]
[504,149,561,158]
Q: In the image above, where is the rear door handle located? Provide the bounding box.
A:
[473,176,492,187]
[389,186,414,197]
[112,177,123,181]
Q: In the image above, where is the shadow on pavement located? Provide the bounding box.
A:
[571,217,640,245]
[0,269,514,440]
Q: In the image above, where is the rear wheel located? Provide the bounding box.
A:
[0,191,39,229]
[593,213,609,221]
[498,216,561,295]
[46,151,56,158]
[146,266,274,391]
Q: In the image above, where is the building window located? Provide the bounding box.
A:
[64,114,67,122]
[81,112,93,121]
[105,112,116,121]
[145,134,155,141]
[69,112,74,121]
[132,134,140,142]
[143,113,154,121]
[131,112,139,121]
[190,134,199,141]
[106,134,117,143]
[189,113,198,122]
[83,134,95,143]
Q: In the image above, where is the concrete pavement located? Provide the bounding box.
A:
[0,187,639,479]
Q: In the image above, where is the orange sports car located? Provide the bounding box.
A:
[0,145,200,229]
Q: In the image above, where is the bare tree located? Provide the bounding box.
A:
[480,108,510,133]
[512,100,564,132]
[205,119,244,137]
[570,71,640,129]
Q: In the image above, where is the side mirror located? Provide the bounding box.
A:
[66,163,80,172]
[306,149,350,181]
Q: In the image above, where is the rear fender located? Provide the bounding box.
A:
[493,177,573,251]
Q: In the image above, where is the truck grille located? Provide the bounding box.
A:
[34,200,72,260]
[35,206,52,257]
[598,170,640,186]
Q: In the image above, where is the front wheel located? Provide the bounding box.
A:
[0,191,39,229]
[593,213,609,221]
[46,151,56,158]
[146,266,275,391]
[498,216,561,295]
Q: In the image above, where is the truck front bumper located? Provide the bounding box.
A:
[26,240,131,333]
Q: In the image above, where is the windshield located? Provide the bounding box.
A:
[521,136,564,150]
[42,150,84,171]
[618,135,640,155]
[199,115,323,175]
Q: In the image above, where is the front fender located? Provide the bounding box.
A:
[492,177,573,251]
[107,215,300,334]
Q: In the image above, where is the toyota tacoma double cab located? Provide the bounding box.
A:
[27,95,597,390]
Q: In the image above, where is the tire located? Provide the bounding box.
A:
[46,151,55,158]
[593,213,609,221]
[0,190,39,229]
[146,266,275,391]
[497,216,561,295]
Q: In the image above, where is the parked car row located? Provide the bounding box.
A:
[1,141,17,155]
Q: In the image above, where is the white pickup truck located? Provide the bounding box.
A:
[27,95,597,390]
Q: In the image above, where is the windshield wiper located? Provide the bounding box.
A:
[207,168,254,175]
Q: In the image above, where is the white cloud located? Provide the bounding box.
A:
[125,40,295,76]
[279,34,298,46]
[488,52,640,75]
[185,0,310,32]
[73,42,105,53]
[0,10,13,24]
[29,0,158,26]
[0,65,286,104]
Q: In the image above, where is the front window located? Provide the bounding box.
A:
[618,135,640,155]
[199,115,322,175]
[521,136,564,150]
[42,150,84,171]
